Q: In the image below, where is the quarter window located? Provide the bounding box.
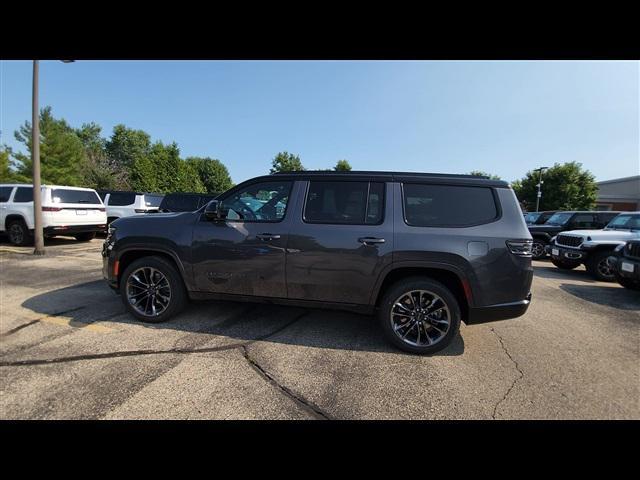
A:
[403,183,498,227]
[303,181,385,225]
[222,181,292,222]
[107,192,136,206]
[13,187,33,203]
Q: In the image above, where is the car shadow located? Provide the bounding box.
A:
[533,263,598,283]
[559,283,640,311]
[20,280,465,357]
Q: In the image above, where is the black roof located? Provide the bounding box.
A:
[96,189,164,196]
[266,170,509,187]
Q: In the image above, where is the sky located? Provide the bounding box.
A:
[1,60,638,185]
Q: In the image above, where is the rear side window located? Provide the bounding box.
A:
[402,183,498,227]
[1,186,15,202]
[13,187,33,202]
[161,195,200,212]
[51,189,101,204]
[304,181,385,225]
[107,192,136,206]
[571,213,597,229]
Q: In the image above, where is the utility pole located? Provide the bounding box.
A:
[534,166,549,212]
[32,60,45,255]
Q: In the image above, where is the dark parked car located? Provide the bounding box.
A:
[524,210,557,226]
[103,171,533,354]
[607,240,640,290]
[158,193,219,213]
[528,210,620,260]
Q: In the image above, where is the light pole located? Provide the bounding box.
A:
[31,60,74,256]
[534,166,549,212]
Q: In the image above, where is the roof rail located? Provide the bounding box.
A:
[271,170,488,179]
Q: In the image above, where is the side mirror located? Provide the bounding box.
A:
[204,200,225,221]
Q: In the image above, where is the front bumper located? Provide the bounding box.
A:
[549,245,587,262]
[466,293,532,325]
[613,256,640,280]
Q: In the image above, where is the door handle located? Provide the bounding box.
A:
[257,233,281,241]
[358,237,385,245]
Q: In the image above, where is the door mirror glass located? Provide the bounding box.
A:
[204,200,226,221]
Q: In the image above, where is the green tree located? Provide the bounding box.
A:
[468,170,502,180]
[334,159,352,171]
[176,159,206,193]
[270,151,304,173]
[512,162,597,210]
[0,145,27,182]
[13,106,86,186]
[186,157,233,194]
[105,124,151,170]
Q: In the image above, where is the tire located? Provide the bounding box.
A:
[378,277,461,355]
[551,258,580,270]
[7,219,32,246]
[585,250,616,282]
[75,232,96,242]
[120,256,187,323]
[531,239,547,260]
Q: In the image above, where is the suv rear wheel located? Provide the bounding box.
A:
[7,219,32,246]
[378,277,461,355]
[586,250,616,282]
[120,256,187,323]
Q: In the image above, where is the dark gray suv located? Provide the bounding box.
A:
[103,171,533,354]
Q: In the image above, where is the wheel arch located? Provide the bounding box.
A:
[373,264,471,323]
[4,214,28,231]
[116,247,190,291]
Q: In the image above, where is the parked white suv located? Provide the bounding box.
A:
[0,184,107,246]
[98,191,164,226]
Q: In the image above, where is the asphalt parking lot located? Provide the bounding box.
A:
[1,237,638,419]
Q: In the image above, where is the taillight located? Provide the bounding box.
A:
[42,206,62,212]
[506,239,533,256]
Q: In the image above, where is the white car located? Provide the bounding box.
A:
[0,184,107,246]
[549,212,640,281]
[99,191,164,225]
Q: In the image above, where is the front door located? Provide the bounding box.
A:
[191,179,295,298]
[286,180,393,305]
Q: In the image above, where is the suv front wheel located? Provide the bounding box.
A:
[120,256,187,323]
[378,277,461,355]
[531,239,547,260]
[586,250,616,282]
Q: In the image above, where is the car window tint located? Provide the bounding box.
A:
[0,186,13,203]
[223,181,292,222]
[304,181,384,225]
[161,195,200,211]
[144,195,164,207]
[572,214,596,228]
[13,187,33,202]
[403,184,497,227]
[107,192,136,206]
[51,189,101,204]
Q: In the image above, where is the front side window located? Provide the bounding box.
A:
[0,186,13,203]
[13,187,33,202]
[546,212,573,226]
[222,181,292,222]
[51,189,101,204]
[402,183,498,227]
[303,181,385,225]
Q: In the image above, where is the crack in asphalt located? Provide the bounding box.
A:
[0,310,309,368]
[240,344,331,420]
[0,306,87,338]
[491,328,524,420]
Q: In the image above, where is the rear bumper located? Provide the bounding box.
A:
[466,293,532,325]
[44,224,107,236]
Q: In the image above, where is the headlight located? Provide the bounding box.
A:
[549,236,556,244]
[614,244,625,252]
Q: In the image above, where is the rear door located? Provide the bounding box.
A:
[285,179,393,305]
[0,186,16,230]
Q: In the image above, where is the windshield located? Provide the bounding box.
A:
[545,212,573,226]
[524,212,542,224]
[605,214,640,230]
